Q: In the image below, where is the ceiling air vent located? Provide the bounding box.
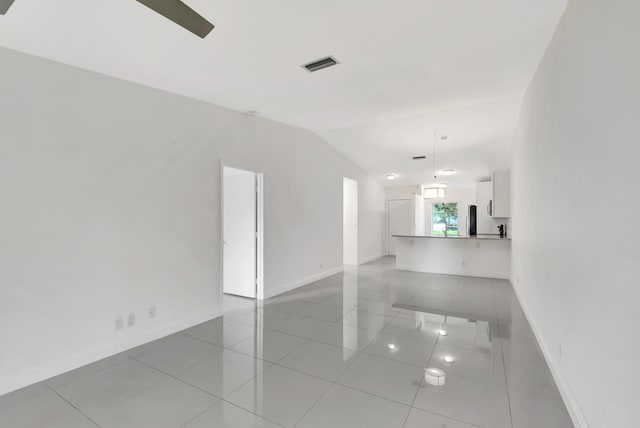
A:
[412,155,427,160]
[302,56,339,72]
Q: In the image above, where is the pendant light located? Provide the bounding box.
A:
[423,132,446,199]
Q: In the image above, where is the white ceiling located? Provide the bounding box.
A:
[0,0,568,188]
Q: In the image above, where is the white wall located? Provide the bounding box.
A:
[385,185,421,201]
[343,177,358,266]
[510,1,639,427]
[413,193,425,236]
[0,47,386,394]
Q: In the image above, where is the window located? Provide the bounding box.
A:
[432,202,458,236]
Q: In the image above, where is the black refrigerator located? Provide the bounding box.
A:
[468,205,477,236]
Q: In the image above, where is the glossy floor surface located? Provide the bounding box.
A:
[0,258,573,428]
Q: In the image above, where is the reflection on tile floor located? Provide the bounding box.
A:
[0,257,574,428]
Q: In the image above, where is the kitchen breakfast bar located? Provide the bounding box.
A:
[392,234,511,279]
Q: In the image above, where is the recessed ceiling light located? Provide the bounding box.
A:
[443,355,455,364]
[387,343,397,350]
[441,169,455,176]
[424,367,446,386]
[385,174,397,181]
[438,329,448,336]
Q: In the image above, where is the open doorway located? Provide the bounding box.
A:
[222,166,264,299]
[343,177,358,266]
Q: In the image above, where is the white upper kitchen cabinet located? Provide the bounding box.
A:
[492,171,511,218]
[476,181,494,233]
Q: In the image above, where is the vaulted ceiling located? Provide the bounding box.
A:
[0,0,568,187]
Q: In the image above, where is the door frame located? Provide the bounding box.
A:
[387,198,412,256]
[220,161,264,301]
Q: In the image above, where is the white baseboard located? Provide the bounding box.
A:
[510,282,590,428]
[358,254,384,265]
[0,307,222,396]
[395,264,509,280]
[263,266,344,300]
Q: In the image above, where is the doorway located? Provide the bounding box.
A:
[387,199,412,256]
[222,166,263,299]
[343,177,358,266]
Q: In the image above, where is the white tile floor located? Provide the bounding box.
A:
[0,257,574,428]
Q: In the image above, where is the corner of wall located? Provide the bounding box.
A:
[358,254,384,266]
[262,266,345,300]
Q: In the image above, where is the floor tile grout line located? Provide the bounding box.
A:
[492,280,517,428]
[409,405,485,428]
[332,381,417,409]
[219,399,290,428]
[288,370,342,428]
[133,340,236,377]
[224,335,312,364]
[290,352,417,428]
[260,305,347,324]
[132,357,286,427]
[270,281,421,427]
[53,357,169,408]
[180,322,268,350]
[400,315,445,428]
[269,346,363,385]
[183,360,290,428]
[44,355,135,390]
[213,362,317,428]
[131,349,293,408]
[497,320,515,428]
[231,305,394,348]
[130,356,228,399]
[219,319,325,346]
[49,388,104,428]
[176,400,222,428]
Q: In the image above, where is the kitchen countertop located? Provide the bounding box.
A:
[392,234,511,241]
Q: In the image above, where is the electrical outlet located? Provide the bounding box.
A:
[115,316,123,331]
[127,313,136,327]
[461,260,466,266]
[320,263,324,269]
[148,306,156,319]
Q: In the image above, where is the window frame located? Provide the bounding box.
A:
[430,201,460,236]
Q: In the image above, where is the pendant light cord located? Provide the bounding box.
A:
[433,132,437,183]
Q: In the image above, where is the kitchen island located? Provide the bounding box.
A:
[392,234,511,279]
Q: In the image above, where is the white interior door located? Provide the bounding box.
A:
[343,177,358,265]
[388,199,412,255]
[223,167,257,298]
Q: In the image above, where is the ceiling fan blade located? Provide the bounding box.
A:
[136,0,214,38]
[0,0,16,15]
